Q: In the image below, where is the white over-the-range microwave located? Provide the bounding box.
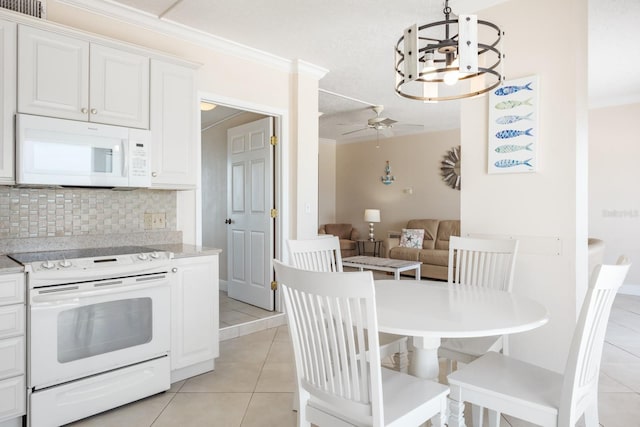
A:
[16,113,151,188]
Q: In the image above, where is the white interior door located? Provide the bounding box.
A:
[227,117,274,310]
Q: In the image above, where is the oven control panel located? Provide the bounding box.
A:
[28,251,172,274]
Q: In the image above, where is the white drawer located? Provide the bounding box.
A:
[0,275,24,307]
[0,375,25,423]
[0,305,25,339]
[0,337,24,381]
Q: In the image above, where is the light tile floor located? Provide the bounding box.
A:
[68,294,640,427]
[219,291,276,328]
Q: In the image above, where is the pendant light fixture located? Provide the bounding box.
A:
[394,0,504,102]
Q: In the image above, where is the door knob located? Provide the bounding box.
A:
[224,218,232,224]
[91,108,98,115]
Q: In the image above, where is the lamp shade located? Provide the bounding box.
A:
[364,209,381,223]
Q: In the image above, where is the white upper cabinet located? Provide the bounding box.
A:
[150,59,197,188]
[18,26,149,129]
[0,19,16,184]
[90,44,149,128]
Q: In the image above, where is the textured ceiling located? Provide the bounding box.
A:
[107,0,639,141]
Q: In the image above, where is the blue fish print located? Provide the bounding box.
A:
[494,82,533,96]
[494,158,533,168]
[496,112,533,125]
[494,142,533,154]
[495,128,533,139]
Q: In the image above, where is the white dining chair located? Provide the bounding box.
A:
[273,260,450,427]
[287,237,409,373]
[438,236,520,373]
[446,256,630,427]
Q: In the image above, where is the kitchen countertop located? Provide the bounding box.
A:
[0,255,24,274]
[151,244,222,259]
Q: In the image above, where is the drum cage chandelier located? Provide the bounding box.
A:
[395,0,504,102]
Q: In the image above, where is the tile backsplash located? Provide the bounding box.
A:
[0,188,176,239]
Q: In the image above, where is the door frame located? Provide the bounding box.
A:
[195,91,289,312]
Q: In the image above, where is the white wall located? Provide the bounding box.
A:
[318,138,337,226]
[335,130,461,239]
[461,0,588,372]
[589,103,640,294]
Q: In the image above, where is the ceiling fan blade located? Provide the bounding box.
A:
[379,118,397,126]
[341,127,370,136]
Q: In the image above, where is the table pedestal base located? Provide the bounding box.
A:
[409,336,441,381]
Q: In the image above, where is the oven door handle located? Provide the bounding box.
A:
[31,279,169,304]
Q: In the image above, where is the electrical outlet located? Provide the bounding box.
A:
[144,213,153,229]
[152,213,166,229]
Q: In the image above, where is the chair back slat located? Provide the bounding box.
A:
[559,256,631,425]
[449,236,519,291]
[288,236,343,272]
[274,260,384,425]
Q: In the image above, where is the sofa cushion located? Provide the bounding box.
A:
[435,220,461,250]
[324,224,353,240]
[419,249,449,268]
[399,228,425,249]
[406,219,439,250]
[388,246,421,261]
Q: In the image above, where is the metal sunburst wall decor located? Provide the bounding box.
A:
[441,146,461,190]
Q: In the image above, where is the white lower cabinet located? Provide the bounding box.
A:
[170,255,219,382]
[0,273,25,425]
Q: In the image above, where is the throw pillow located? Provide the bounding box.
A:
[399,228,425,249]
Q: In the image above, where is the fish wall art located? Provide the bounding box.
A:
[488,75,539,174]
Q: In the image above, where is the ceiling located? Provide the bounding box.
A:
[108,0,639,142]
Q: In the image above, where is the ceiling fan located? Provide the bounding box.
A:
[341,105,397,138]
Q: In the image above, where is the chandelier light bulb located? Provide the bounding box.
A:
[444,69,460,85]
[422,52,436,81]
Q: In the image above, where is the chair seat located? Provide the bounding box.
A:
[439,336,503,363]
[308,367,449,427]
[448,352,562,424]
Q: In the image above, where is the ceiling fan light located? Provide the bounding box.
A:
[200,101,217,111]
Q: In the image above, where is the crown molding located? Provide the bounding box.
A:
[294,59,329,80]
[56,0,301,73]
[589,93,640,110]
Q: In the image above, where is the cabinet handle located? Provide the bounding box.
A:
[152,172,158,177]
[172,268,178,273]
[81,108,88,114]
[91,108,98,115]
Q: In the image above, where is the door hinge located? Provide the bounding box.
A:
[270,208,278,218]
[271,280,278,290]
[270,135,278,146]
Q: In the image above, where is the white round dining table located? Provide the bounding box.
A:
[375,280,550,380]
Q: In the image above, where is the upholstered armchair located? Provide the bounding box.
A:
[318,224,359,257]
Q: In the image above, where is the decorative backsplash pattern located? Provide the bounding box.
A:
[0,188,176,239]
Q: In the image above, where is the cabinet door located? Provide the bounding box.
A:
[150,60,197,189]
[0,19,16,184]
[0,375,25,422]
[171,255,219,371]
[90,44,149,129]
[18,25,89,121]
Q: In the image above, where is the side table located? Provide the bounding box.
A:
[356,239,382,257]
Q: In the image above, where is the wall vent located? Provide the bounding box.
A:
[1,0,46,18]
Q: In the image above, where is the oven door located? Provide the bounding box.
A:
[28,272,170,389]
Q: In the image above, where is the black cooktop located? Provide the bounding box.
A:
[8,246,161,264]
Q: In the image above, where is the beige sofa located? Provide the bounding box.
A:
[384,219,460,280]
